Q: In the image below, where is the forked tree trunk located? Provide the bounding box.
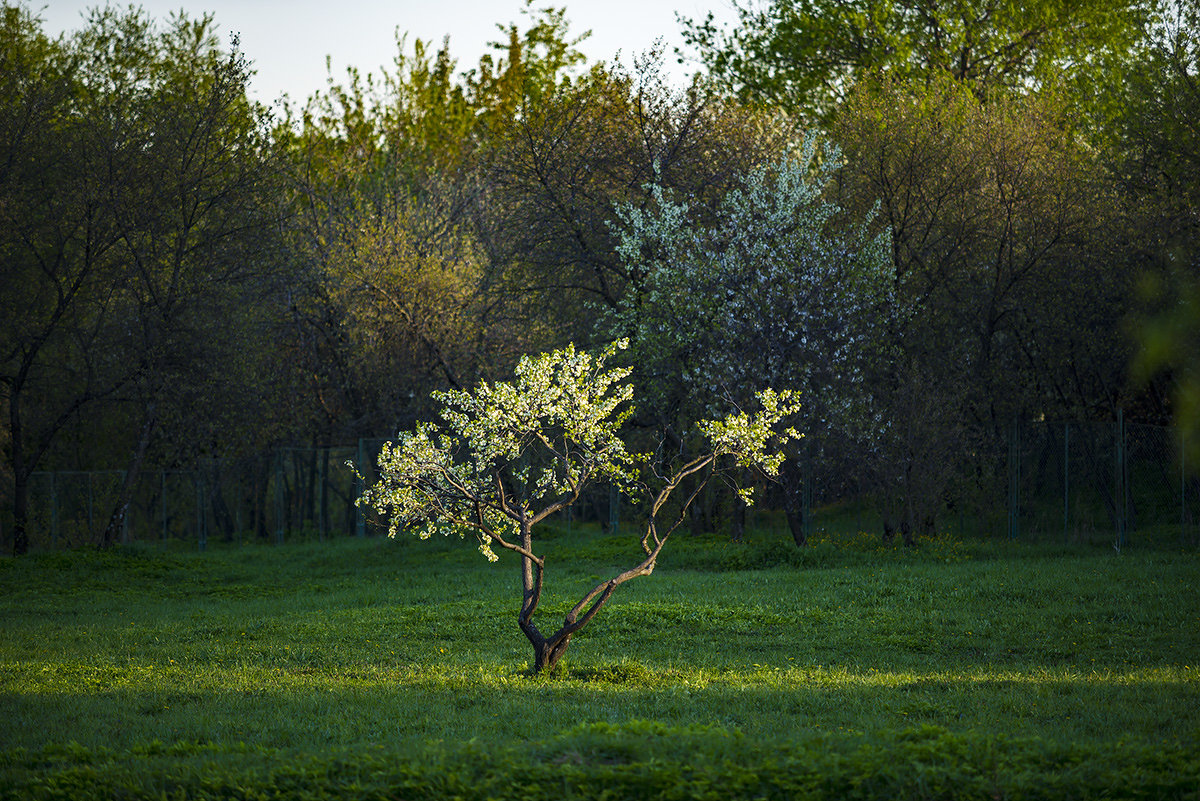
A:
[519,607,576,673]
[533,634,573,673]
[511,453,716,673]
[517,542,656,673]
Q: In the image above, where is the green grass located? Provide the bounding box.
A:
[1,524,1198,799]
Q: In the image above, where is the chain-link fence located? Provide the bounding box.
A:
[15,419,1200,551]
[24,447,364,550]
[1008,417,1200,548]
[799,416,1200,547]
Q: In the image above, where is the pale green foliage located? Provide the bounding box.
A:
[358,340,635,561]
[697,388,802,504]
[356,341,800,561]
[699,389,802,475]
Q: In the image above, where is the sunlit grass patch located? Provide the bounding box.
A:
[1,534,1198,797]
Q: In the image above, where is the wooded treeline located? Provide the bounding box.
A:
[2,0,1197,554]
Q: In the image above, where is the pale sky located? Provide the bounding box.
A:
[36,0,742,107]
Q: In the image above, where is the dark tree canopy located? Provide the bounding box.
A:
[2,0,1198,556]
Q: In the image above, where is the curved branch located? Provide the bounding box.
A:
[543,451,721,648]
[520,555,545,630]
[548,548,659,649]
[528,464,591,525]
[472,502,543,564]
[641,453,715,552]
[488,536,543,563]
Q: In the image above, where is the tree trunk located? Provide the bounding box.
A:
[519,610,575,674]
[533,634,573,673]
[9,383,30,555]
[729,486,747,543]
[305,437,319,530]
[101,403,157,549]
[901,462,918,547]
[688,481,717,535]
[901,515,916,547]
[253,455,270,539]
[781,458,807,547]
[12,467,30,556]
[209,462,236,542]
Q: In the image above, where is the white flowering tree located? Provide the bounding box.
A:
[604,136,893,545]
[357,340,799,672]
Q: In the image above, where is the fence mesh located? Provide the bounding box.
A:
[1008,419,1198,547]
[25,448,363,550]
[13,419,1200,551]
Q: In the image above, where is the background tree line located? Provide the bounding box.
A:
[1,0,1196,554]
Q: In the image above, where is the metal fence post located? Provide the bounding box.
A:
[1008,417,1021,540]
[609,485,619,535]
[355,439,366,538]
[1116,410,1127,550]
[1064,422,1070,543]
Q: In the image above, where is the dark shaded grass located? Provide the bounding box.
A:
[1,527,1198,798]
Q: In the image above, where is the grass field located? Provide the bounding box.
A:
[1,522,1198,799]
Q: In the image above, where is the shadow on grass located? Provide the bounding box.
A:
[3,661,1196,757]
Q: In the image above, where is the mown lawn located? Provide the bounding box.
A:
[1,524,1197,799]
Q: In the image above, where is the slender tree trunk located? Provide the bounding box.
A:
[730,489,747,543]
[688,481,716,535]
[319,445,329,541]
[306,437,319,529]
[101,402,157,548]
[781,458,807,547]
[902,464,917,547]
[253,454,269,539]
[209,462,235,542]
[10,387,30,555]
[12,467,30,556]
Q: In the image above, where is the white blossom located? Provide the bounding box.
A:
[354,339,799,560]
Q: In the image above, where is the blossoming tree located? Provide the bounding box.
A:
[356,339,799,672]
[604,138,892,545]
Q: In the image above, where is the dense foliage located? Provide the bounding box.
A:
[604,139,891,543]
[2,0,1198,553]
